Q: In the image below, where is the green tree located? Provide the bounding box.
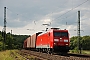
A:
[0,42,3,51]
[0,31,28,50]
[70,36,78,50]
[70,36,90,50]
[81,36,90,50]
[0,33,4,51]
[5,33,13,49]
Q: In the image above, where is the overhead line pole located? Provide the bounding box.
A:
[3,7,6,50]
[77,11,81,54]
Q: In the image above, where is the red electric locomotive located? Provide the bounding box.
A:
[36,28,70,53]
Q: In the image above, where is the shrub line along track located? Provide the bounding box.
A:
[19,49,90,60]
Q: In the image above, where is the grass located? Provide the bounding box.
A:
[0,50,14,60]
[69,50,90,54]
[0,50,26,60]
[0,50,36,60]
[82,50,90,54]
[10,50,25,60]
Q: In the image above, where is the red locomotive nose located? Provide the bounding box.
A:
[53,37,69,46]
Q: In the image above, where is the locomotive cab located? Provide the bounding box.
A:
[52,29,70,52]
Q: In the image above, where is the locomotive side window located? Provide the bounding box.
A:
[54,32,68,37]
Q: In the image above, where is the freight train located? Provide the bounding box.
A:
[23,28,70,53]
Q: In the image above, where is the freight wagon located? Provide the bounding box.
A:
[23,32,42,50]
[23,36,31,49]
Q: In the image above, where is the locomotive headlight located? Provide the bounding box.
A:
[64,40,68,42]
[60,38,62,39]
[54,39,59,42]
[66,44,68,45]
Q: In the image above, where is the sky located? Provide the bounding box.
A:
[0,0,90,37]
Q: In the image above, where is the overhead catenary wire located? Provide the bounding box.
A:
[54,0,89,21]
[47,0,89,27]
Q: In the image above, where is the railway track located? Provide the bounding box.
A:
[17,51,43,60]
[19,49,90,60]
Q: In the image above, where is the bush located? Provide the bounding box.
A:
[0,42,3,51]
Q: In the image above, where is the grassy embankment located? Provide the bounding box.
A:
[0,50,36,60]
[0,50,14,60]
[0,50,25,60]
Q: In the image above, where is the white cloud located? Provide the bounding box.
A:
[40,19,52,24]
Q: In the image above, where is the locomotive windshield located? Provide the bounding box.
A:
[54,32,68,37]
